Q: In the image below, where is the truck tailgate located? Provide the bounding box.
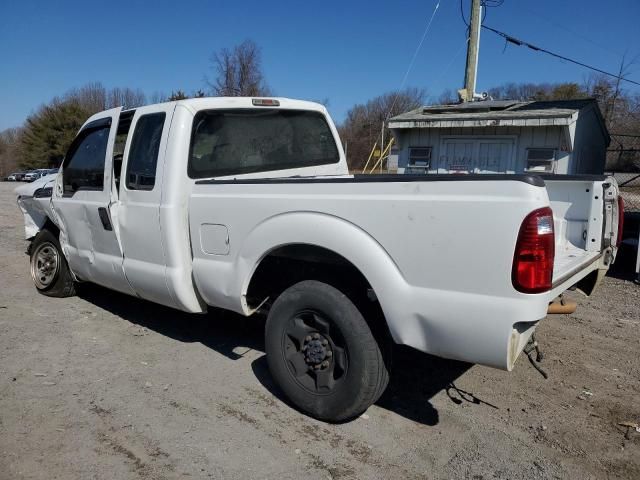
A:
[545,175,620,293]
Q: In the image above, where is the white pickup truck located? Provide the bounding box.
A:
[16,97,624,422]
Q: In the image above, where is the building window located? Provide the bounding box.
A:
[525,148,555,173]
[406,147,432,173]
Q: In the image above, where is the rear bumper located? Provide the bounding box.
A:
[384,286,549,371]
[387,252,611,370]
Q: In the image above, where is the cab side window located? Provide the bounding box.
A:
[62,125,109,196]
[126,113,166,190]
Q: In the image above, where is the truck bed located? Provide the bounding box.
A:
[188,173,617,370]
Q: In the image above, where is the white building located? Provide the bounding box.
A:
[389,99,610,175]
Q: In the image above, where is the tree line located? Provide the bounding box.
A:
[2,38,639,176]
[0,40,271,176]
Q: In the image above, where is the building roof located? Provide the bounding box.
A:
[389,98,602,129]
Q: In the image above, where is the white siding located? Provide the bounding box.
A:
[393,115,606,175]
[571,106,608,174]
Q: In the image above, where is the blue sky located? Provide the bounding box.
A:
[1,0,639,131]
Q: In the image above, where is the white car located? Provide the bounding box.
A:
[16,97,624,422]
[23,171,40,182]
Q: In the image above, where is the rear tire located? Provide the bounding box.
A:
[265,280,389,422]
[29,229,76,297]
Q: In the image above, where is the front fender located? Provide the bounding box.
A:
[14,175,59,239]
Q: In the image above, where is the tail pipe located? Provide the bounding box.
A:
[547,297,577,314]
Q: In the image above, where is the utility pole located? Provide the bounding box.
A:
[381,121,385,172]
[459,0,482,102]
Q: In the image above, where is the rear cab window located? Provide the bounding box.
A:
[188,109,339,178]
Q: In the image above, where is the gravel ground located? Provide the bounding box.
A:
[0,181,639,480]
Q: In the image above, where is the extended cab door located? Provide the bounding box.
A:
[52,108,136,295]
[116,104,178,308]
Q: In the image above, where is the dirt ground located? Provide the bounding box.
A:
[0,181,639,480]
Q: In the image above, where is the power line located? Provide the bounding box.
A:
[429,37,470,94]
[460,0,501,28]
[385,0,442,120]
[397,0,442,91]
[482,24,640,87]
[518,6,625,60]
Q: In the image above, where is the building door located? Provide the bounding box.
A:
[439,137,515,174]
[440,139,475,173]
[477,139,515,173]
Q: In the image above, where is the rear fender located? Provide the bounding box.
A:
[236,212,409,340]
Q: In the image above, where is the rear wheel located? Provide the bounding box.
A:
[29,229,76,297]
[265,280,389,422]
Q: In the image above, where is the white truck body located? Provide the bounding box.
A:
[16,98,623,419]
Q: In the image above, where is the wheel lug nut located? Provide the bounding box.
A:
[322,339,328,346]
[322,361,329,368]
[326,351,332,358]
[304,336,311,343]
[313,333,320,339]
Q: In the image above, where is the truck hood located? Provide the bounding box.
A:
[14,174,57,197]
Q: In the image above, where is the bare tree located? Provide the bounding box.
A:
[64,82,107,113]
[0,127,23,178]
[168,90,188,101]
[339,87,426,170]
[206,40,271,96]
[437,89,458,105]
[149,91,168,104]
[107,87,147,109]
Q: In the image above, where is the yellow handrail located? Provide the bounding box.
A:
[368,138,394,173]
[362,141,378,173]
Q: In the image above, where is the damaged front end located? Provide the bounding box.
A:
[15,174,59,240]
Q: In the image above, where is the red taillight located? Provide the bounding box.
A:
[512,207,555,293]
[616,196,625,247]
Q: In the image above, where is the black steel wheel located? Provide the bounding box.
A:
[265,280,389,422]
[281,309,349,395]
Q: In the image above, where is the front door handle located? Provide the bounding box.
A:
[98,207,113,231]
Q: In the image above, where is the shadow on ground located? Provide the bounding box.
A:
[607,242,639,282]
[79,284,475,425]
[607,212,639,282]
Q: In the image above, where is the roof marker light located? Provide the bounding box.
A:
[252,98,280,106]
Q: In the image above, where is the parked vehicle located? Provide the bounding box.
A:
[15,98,624,422]
[23,171,40,182]
[5,173,19,181]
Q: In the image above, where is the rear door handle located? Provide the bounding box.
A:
[98,207,113,231]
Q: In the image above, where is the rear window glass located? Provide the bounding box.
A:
[188,109,339,178]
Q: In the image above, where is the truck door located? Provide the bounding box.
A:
[51,108,136,295]
[116,104,178,308]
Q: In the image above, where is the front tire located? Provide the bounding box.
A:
[265,280,389,422]
[29,229,76,297]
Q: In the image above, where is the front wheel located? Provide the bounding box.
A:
[265,280,389,422]
[29,229,76,297]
